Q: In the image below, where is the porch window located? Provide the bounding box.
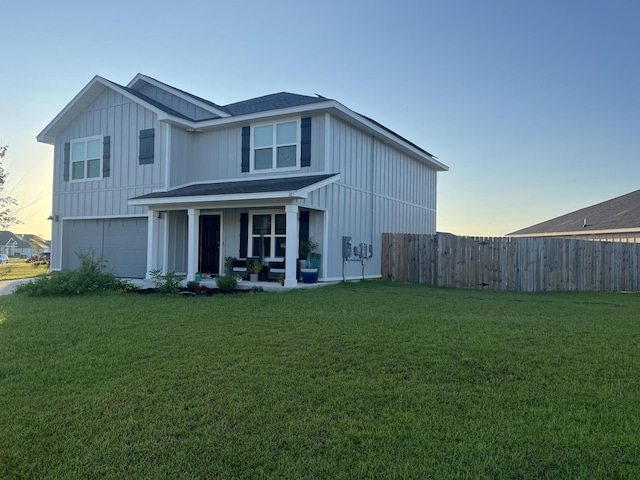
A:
[252,120,299,171]
[250,213,286,259]
[70,136,102,180]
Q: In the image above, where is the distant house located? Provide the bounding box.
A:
[0,231,20,256]
[507,189,640,242]
[16,234,50,257]
[37,74,448,285]
[0,231,49,257]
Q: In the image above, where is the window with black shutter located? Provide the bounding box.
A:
[301,117,311,167]
[139,128,154,164]
[102,136,111,177]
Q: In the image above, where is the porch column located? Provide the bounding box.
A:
[284,204,299,287]
[146,210,160,278]
[187,208,200,281]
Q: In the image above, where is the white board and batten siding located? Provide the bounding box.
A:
[52,89,164,272]
[302,116,438,280]
[169,114,327,188]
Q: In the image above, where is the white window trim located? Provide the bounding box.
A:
[70,135,103,182]
[248,211,287,260]
[250,118,301,173]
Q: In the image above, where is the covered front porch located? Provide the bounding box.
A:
[129,174,338,288]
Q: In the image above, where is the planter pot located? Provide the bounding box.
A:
[298,259,306,281]
[250,273,259,282]
[195,273,202,282]
[300,268,318,284]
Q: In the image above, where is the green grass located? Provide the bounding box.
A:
[1,281,639,478]
[0,258,50,281]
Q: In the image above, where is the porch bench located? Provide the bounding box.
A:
[267,261,285,282]
[231,258,250,280]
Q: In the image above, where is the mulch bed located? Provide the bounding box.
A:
[135,287,255,296]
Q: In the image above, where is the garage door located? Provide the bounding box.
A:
[62,218,148,278]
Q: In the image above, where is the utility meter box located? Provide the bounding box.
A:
[357,243,373,259]
[342,236,352,259]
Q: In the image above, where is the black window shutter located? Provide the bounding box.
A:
[102,136,111,177]
[298,210,310,258]
[301,117,311,167]
[241,126,250,172]
[239,212,249,258]
[63,142,70,181]
[139,128,154,164]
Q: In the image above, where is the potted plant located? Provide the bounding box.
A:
[249,259,262,282]
[300,237,319,283]
[223,256,234,276]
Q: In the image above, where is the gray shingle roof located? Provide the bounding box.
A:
[120,78,330,121]
[508,189,640,235]
[222,92,328,116]
[132,174,338,200]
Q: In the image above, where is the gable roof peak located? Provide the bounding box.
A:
[127,73,231,118]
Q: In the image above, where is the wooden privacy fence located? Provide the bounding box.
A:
[381,233,640,292]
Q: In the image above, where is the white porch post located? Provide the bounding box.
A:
[146,210,159,278]
[284,204,299,287]
[187,208,200,281]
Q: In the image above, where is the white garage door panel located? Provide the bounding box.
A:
[63,218,148,278]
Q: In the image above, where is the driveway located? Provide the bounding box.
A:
[0,279,33,296]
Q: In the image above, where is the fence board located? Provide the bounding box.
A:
[381,233,640,292]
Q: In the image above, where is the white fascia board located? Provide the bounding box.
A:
[296,173,340,197]
[129,191,307,208]
[37,75,107,144]
[127,74,231,118]
[166,101,337,130]
[37,75,169,144]
[328,102,449,172]
[507,227,640,238]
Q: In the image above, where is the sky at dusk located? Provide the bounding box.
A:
[1,0,638,240]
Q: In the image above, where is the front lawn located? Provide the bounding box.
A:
[0,282,638,478]
[0,259,49,281]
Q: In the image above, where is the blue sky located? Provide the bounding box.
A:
[1,0,638,239]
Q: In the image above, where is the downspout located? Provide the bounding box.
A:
[371,135,375,248]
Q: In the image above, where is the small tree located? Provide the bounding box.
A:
[0,145,20,229]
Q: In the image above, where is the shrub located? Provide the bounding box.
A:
[186,280,199,292]
[215,275,237,291]
[14,250,134,296]
[149,269,182,295]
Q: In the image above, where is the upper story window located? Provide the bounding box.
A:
[252,120,299,171]
[70,136,102,181]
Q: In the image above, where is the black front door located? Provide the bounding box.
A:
[199,215,220,275]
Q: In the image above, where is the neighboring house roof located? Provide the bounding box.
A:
[0,231,49,250]
[37,74,448,172]
[130,174,339,207]
[0,231,19,246]
[507,189,640,237]
[16,234,49,250]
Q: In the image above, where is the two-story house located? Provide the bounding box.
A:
[37,74,448,287]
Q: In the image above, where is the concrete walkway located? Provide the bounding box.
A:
[0,278,35,296]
